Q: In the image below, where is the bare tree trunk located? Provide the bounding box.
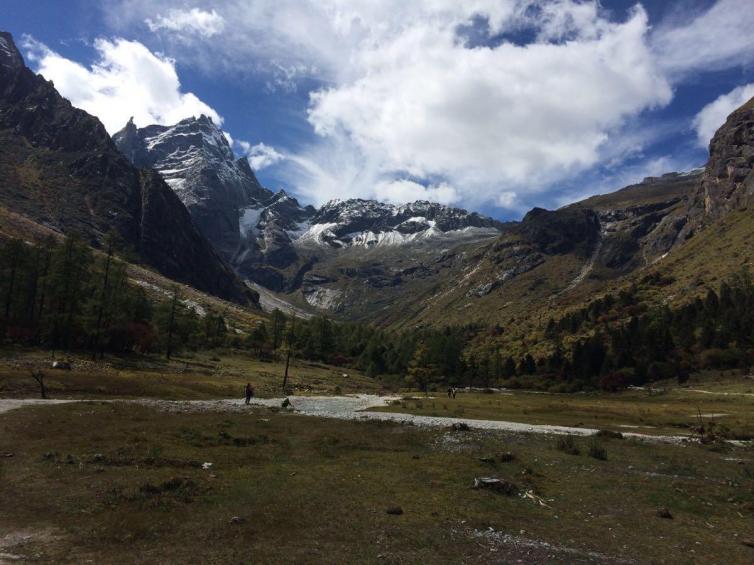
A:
[166,288,178,360]
[92,240,113,360]
[282,346,292,392]
[30,370,47,399]
[282,319,296,392]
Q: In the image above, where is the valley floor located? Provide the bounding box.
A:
[1,400,753,563]
[1,351,754,563]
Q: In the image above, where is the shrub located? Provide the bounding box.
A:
[555,435,580,455]
[598,369,633,392]
[587,440,608,460]
[699,348,747,369]
[595,430,623,440]
[647,361,676,381]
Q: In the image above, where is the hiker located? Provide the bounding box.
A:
[244,383,254,405]
[447,387,453,398]
[452,387,457,399]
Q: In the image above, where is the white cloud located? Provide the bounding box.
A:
[652,0,754,77]
[693,83,754,147]
[146,8,225,38]
[375,180,459,206]
[496,191,518,209]
[23,36,222,133]
[98,0,754,211]
[305,4,671,204]
[244,142,285,171]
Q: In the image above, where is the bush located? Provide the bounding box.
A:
[587,440,608,460]
[555,435,580,455]
[598,369,633,392]
[647,361,676,381]
[595,430,623,440]
[547,381,581,393]
[699,348,747,369]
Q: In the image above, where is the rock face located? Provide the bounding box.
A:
[298,199,503,248]
[113,116,273,259]
[0,31,254,305]
[112,120,507,299]
[688,96,754,226]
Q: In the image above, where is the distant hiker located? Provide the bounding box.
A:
[447,387,453,398]
[245,383,254,405]
[452,387,457,399]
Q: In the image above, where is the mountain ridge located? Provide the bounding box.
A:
[0,31,255,306]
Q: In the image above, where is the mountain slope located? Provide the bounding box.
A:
[0,31,255,306]
[113,116,274,259]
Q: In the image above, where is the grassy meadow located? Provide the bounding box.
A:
[0,348,381,400]
[2,350,754,562]
[1,401,753,563]
[378,373,754,440]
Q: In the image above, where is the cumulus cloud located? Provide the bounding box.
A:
[97,0,754,211]
[23,36,221,133]
[376,180,459,206]
[652,0,754,77]
[243,142,285,171]
[146,8,225,38]
[308,5,670,200]
[693,83,754,148]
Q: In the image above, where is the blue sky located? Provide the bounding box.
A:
[3,0,754,220]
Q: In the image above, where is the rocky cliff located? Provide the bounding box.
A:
[688,96,754,226]
[0,31,255,305]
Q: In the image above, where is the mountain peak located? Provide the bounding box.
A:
[0,32,24,71]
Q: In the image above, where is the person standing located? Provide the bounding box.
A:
[245,383,254,405]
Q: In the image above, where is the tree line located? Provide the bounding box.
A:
[4,236,753,392]
[0,236,226,357]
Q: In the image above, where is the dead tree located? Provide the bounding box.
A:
[281,319,296,392]
[30,370,47,399]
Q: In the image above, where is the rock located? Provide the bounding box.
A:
[0,33,253,305]
[472,477,518,496]
[478,456,496,465]
[229,516,246,524]
[51,361,72,370]
[451,422,470,432]
[0,452,13,458]
[281,398,293,409]
[386,506,404,515]
[656,507,673,519]
[498,452,515,463]
[741,540,754,548]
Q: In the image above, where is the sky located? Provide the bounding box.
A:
[3,0,754,220]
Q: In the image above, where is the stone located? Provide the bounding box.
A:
[472,477,518,496]
[656,507,673,519]
[386,506,403,515]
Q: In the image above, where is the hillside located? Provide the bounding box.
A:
[0,32,255,306]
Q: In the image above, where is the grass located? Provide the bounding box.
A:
[0,402,753,563]
[0,348,382,400]
[377,376,754,439]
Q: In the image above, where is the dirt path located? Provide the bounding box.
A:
[0,395,694,444]
[0,398,75,415]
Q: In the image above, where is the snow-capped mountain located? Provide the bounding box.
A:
[297,199,503,248]
[113,115,273,259]
[113,116,505,297]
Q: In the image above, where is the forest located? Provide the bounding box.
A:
[1,237,753,391]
